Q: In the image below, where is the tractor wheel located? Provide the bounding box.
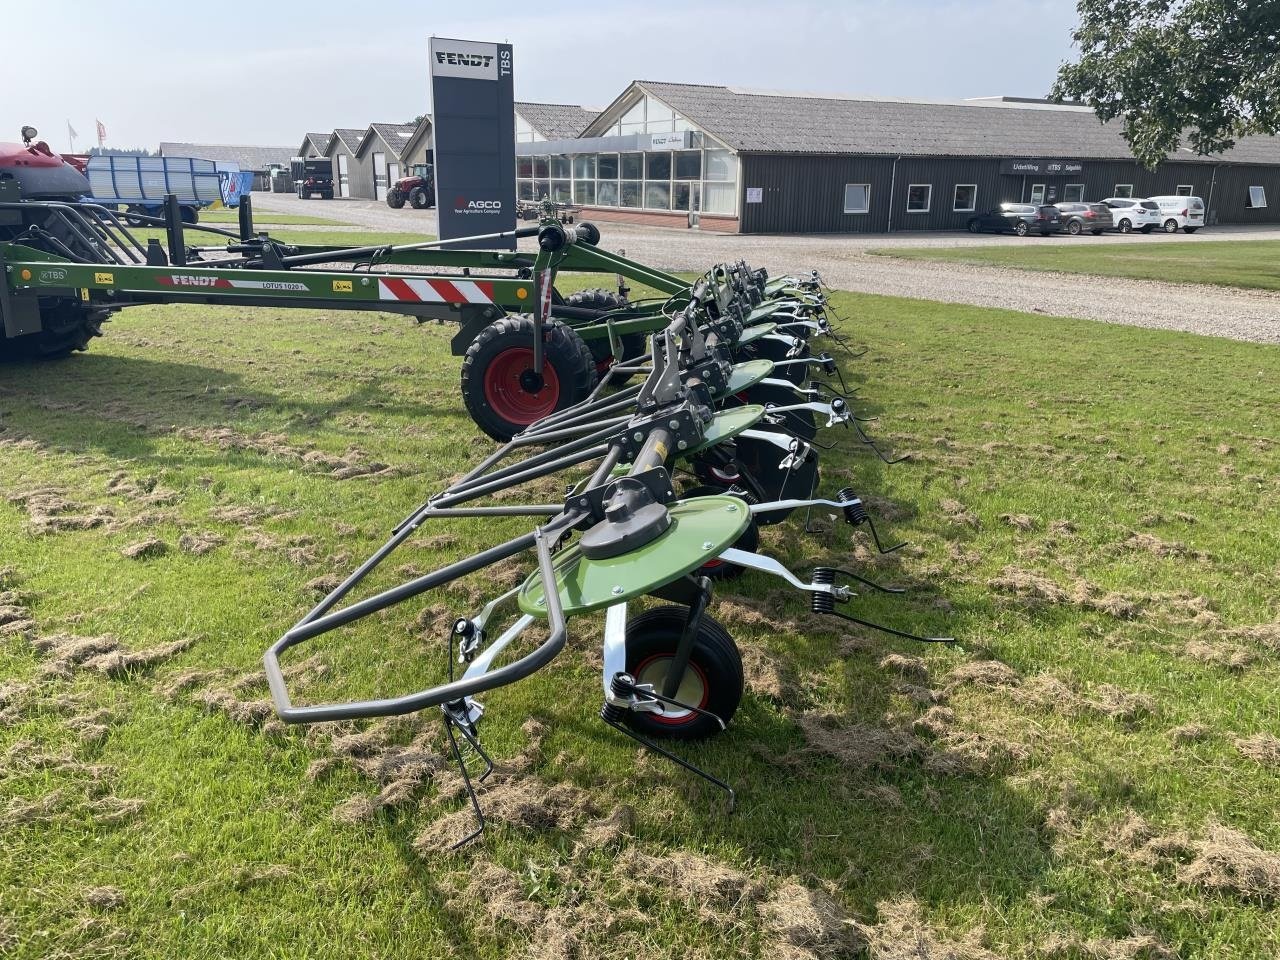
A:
[681,485,759,581]
[564,288,646,382]
[461,315,596,441]
[622,606,743,741]
[180,207,199,225]
[409,187,431,209]
[386,189,405,209]
[2,302,109,360]
[725,380,816,442]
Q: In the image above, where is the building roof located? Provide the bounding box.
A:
[515,101,600,141]
[357,123,421,159]
[400,116,433,162]
[584,81,1280,165]
[301,132,332,155]
[330,128,367,153]
[157,141,294,171]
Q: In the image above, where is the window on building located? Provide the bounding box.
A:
[1176,184,1194,196]
[550,155,570,179]
[703,182,737,215]
[620,152,643,180]
[1248,185,1267,208]
[575,180,596,205]
[597,154,619,179]
[644,152,671,181]
[1063,183,1085,203]
[674,150,701,180]
[573,154,596,180]
[620,180,643,208]
[703,148,736,182]
[1029,183,1046,205]
[596,181,619,206]
[516,157,533,179]
[644,97,675,133]
[533,157,549,178]
[906,184,932,213]
[618,100,646,136]
[952,184,977,212]
[844,183,870,214]
[673,182,700,212]
[1113,184,1134,198]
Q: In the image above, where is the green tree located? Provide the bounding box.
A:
[1054,1,1280,167]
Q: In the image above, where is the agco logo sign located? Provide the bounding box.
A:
[435,51,494,69]
[454,196,502,214]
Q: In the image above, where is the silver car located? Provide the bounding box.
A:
[1054,202,1115,236]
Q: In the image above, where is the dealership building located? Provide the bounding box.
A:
[513,81,1280,233]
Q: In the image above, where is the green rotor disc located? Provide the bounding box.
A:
[746,301,785,324]
[737,322,777,346]
[689,404,765,454]
[518,494,751,617]
[722,359,775,395]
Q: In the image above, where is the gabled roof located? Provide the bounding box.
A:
[400,116,433,162]
[583,80,1280,165]
[157,141,294,171]
[299,132,332,156]
[357,123,422,159]
[515,102,600,140]
[329,128,367,153]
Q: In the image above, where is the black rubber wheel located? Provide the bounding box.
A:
[725,380,816,442]
[1067,220,1082,236]
[409,187,431,209]
[386,189,405,209]
[1014,221,1029,237]
[966,219,981,234]
[623,606,743,741]
[1117,218,1132,234]
[737,335,809,387]
[733,437,819,526]
[2,302,108,360]
[460,315,596,441]
[1164,219,1179,234]
[125,206,146,227]
[563,288,646,381]
[576,221,601,245]
[1183,227,1198,234]
[179,207,198,225]
[681,485,759,581]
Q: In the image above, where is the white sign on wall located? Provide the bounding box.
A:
[430,37,500,81]
[745,187,763,204]
[649,132,686,150]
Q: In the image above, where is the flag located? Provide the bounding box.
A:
[67,120,78,140]
[96,120,107,145]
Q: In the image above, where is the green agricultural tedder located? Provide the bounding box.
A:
[2,132,951,843]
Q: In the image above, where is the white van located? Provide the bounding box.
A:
[1147,196,1206,233]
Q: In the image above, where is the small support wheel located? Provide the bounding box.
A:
[623,606,743,741]
[461,315,596,441]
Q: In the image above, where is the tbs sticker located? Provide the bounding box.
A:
[38,268,68,283]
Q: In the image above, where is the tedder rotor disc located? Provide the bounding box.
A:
[518,495,751,617]
[745,301,784,324]
[737,322,777,346]
[689,404,766,454]
[722,359,775,395]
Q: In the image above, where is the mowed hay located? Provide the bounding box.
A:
[854,897,1000,960]
[1177,823,1280,901]
[1234,733,1280,767]
[759,881,866,959]
[29,633,195,680]
[987,565,1139,619]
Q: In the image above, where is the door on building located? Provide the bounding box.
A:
[373,151,387,201]
[1030,183,1046,205]
[337,154,350,197]
[387,161,401,190]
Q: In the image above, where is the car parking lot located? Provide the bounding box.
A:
[254,192,1280,344]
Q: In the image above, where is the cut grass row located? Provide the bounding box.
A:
[871,237,1280,291]
[0,283,1277,958]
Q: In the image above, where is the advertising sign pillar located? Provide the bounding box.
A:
[428,37,516,250]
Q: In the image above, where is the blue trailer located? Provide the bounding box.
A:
[85,154,247,225]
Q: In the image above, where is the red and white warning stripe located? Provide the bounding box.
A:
[377,277,495,304]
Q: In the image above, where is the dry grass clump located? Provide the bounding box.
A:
[1123,532,1207,561]
[741,642,789,699]
[177,531,224,555]
[83,887,126,911]
[1040,931,1177,959]
[796,713,921,770]
[121,537,168,560]
[986,566,1139,619]
[1167,723,1210,744]
[759,881,866,959]
[8,487,115,534]
[1234,733,1280,767]
[1225,621,1280,653]
[879,652,930,682]
[29,633,194,680]
[178,426,399,480]
[999,513,1038,531]
[854,897,1000,960]
[1183,639,1255,671]
[944,659,1020,690]
[939,498,980,528]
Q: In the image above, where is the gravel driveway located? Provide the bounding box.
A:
[253,193,1280,344]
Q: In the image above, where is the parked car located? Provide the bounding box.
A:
[1102,198,1161,233]
[966,203,1062,236]
[1054,202,1114,235]
[1147,196,1206,233]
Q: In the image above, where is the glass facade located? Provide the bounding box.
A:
[518,145,738,215]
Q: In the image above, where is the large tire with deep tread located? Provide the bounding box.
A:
[460,315,596,441]
[564,287,646,380]
[623,605,743,740]
[409,186,432,209]
[386,188,405,209]
[2,303,109,360]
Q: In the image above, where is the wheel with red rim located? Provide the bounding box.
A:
[681,485,759,581]
[623,605,743,741]
[565,287,646,384]
[461,315,595,441]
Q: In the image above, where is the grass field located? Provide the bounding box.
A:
[133,227,434,250]
[871,239,1280,291]
[196,210,348,227]
[1,274,1278,958]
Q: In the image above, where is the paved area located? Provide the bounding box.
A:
[253,193,1280,344]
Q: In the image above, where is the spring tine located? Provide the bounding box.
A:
[826,609,954,644]
[826,566,907,594]
[616,678,726,730]
[601,713,736,812]
[866,516,907,554]
[444,718,486,849]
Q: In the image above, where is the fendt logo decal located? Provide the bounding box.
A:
[435,51,494,69]
[157,275,309,292]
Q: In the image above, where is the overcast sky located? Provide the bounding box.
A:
[1,0,1080,150]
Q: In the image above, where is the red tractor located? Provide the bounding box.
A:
[0,127,114,358]
[386,163,434,209]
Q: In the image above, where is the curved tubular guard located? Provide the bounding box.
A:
[264,525,570,724]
